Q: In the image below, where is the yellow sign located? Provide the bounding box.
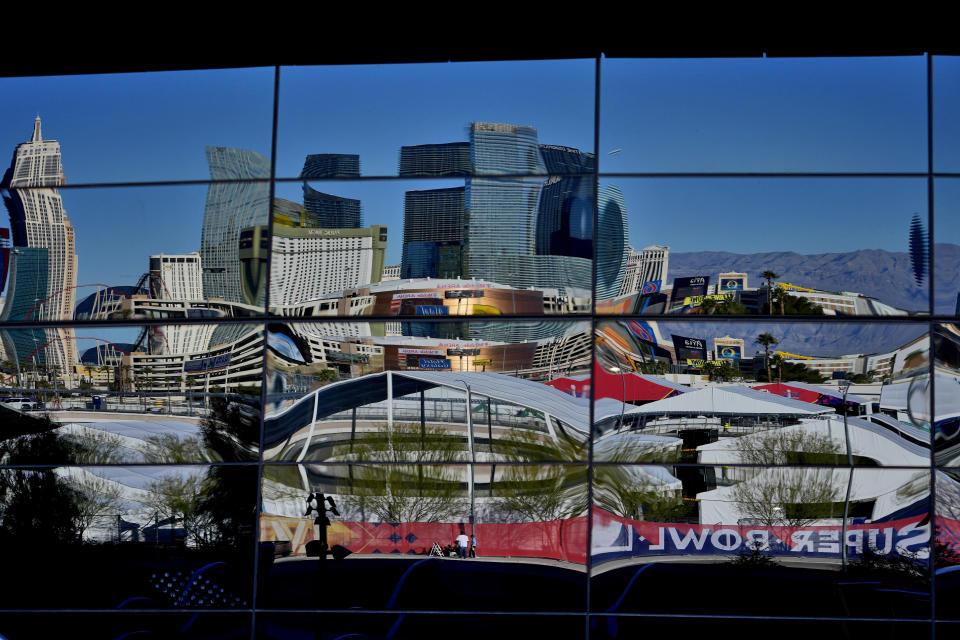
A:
[776,350,812,360]
[471,305,501,315]
[683,294,732,307]
[779,282,815,293]
[474,359,492,366]
[686,358,707,366]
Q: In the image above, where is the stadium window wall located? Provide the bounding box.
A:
[0,55,955,639]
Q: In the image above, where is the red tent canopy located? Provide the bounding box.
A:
[545,362,687,402]
[752,382,829,404]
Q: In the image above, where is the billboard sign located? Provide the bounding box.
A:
[415,305,449,316]
[683,293,732,307]
[445,289,486,299]
[418,358,451,369]
[184,353,231,373]
[398,348,445,356]
[718,345,742,360]
[671,334,707,363]
[639,280,661,296]
[447,348,481,356]
[672,276,710,301]
[626,320,657,345]
[719,277,745,291]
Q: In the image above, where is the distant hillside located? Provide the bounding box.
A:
[662,321,927,359]
[667,244,960,313]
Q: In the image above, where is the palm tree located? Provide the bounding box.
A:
[770,353,785,383]
[755,332,779,383]
[761,270,780,315]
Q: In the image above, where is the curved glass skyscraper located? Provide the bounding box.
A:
[200,146,271,304]
[596,185,630,300]
[465,123,591,294]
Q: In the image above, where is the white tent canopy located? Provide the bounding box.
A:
[625,385,834,417]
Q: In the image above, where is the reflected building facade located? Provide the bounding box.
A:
[400,187,466,279]
[399,142,472,177]
[301,153,360,179]
[200,146,270,304]
[1,117,77,368]
[620,244,671,296]
[466,122,592,293]
[302,184,361,228]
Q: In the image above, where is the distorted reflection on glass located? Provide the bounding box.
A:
[598,178,929,316]
[258,463,587,611]
[264,320,590,463]
[0,464,257,609]
[0,325,261,463]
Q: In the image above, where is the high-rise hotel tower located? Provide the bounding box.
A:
[1,116,78,368]
[201,146,271,304]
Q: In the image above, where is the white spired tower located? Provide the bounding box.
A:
[5,116,78,369]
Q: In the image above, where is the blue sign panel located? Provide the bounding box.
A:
[415,305,449,316]
[719,345,742,359]
[184,353,231,373]
[418,358,451,369]
[640,280,661,295]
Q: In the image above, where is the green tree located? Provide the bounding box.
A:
[335,423,468,522]
[761,270,780,315]
[142,433,217,463]
[778,291,825,315]
[755,360,827,384]
[755,332,779,384]
[734,427,844,466]
[731,467,842,527]
[144,472,215,547]
[706,359,741,382]
[64,468,125,542]
[715,298,749,315]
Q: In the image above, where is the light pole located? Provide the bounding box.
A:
[456,378,476,539]
[839,379,853,571]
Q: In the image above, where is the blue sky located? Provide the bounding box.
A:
[0,56,957,299]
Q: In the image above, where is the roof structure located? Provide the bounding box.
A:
[546,362,689,402]
[624,385,834,417]
[264,370,641,447]
[752,381,872,406]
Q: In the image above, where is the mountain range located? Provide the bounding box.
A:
[666,244,960,314]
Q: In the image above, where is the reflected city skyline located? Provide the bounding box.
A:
[0,56,955,638]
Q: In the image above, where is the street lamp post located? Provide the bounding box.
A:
[840,379,853,571]
[456,379,476,539]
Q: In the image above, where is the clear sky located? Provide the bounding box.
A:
[0,56,957,301]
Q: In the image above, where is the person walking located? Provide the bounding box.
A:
[469,535,477,558]
[456,532,469,559]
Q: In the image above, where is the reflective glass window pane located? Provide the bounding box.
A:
[595,320,932,467]
[258,463,587,611]
[277,60,595,178]
[598,178,929,315]
[268,178,592,315]
[264,320,590,463]
[600,56,926,173]
[0,324,262,463]
[0,464,258,609]
[934,178,960,315]
[0,181,268,323]
[591,464,932,618]
[934,55,960,172]
[0,69,274,184]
